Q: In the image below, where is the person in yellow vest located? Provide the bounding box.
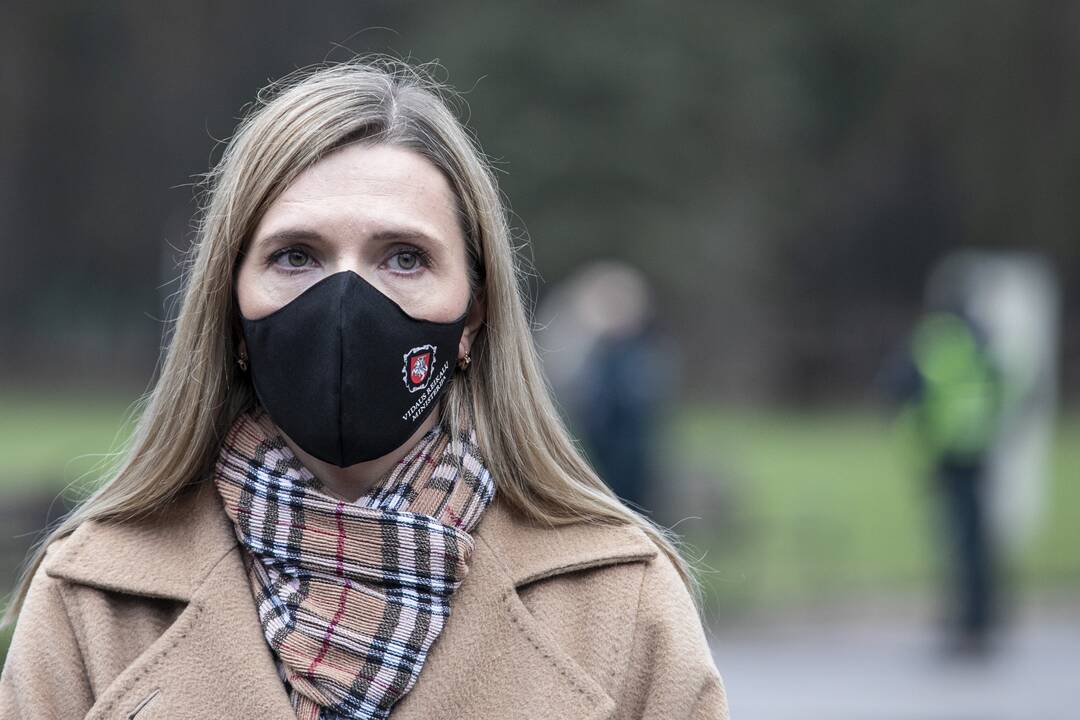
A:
[901,309,1006,657]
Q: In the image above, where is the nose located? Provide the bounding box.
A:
[329,259,370,284]
[325,261,385,299]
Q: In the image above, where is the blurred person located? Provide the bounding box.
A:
[887,251,1061,664]
[910,310,1004,657]
[0,57,727,718]
[536,261,676,516]
[883,292,1006,658]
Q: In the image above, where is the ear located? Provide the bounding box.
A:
[458,288,486,361]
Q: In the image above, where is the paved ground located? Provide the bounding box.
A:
[708,594,1079,720]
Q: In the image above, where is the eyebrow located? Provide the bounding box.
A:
[253,227,445,252]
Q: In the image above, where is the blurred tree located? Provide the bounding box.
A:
[3,0,1078,403]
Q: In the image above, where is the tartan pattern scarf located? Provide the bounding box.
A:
[212,404,496,720]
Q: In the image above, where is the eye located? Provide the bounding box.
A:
[385,247,431,274]
[392,251,419,271]
[268,246,314,272]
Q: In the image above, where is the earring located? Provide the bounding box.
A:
[458,352,472,371]
[237,349,248,372]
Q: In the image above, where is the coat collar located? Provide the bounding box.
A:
[43,476,658,719]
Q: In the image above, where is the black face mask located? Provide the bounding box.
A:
[239,269,468,467]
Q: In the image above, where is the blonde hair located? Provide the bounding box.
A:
[1,55,702,628]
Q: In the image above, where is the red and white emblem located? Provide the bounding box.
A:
[403,344,437,392]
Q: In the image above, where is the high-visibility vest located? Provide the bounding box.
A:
[910,312,1002,460]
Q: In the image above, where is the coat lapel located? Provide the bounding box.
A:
[44,479,296,718]
[392,493,658,720]
[44,477,658,719]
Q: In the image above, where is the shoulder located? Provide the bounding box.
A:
[13,533,77,618]
[14,533,80,626]
[473,493,702,615]
[472,493,699,626]
[473,493,660,588]
[1,484,230,710]
[9,535,85,642]
[0,537,96,714]
[509,515,662,638]
[39,479,239,602]
[508,522,709,660]
[475,497,728,717]
[620,544,729,718]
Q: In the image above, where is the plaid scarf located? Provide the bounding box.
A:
[212,404,496,719]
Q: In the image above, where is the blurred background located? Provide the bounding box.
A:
[2,1,1078,717]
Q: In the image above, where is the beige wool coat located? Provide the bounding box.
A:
[0,476,729,719]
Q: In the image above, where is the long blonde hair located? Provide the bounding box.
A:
[1,55,702,628]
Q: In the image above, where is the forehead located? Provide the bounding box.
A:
[254,142,462,243]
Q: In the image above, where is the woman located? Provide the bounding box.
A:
[0,56,728,719]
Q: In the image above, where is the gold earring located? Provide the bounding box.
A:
[458,352,472,370]
[237,349,248,372]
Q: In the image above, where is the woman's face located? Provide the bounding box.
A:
[235,142,483,358]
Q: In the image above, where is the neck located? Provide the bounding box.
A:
[279,409,442,503]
